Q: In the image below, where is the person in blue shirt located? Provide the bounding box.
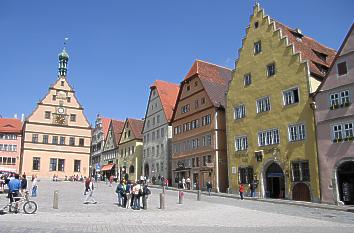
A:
[8,174,21,203]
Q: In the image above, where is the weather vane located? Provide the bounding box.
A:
[64,37,69,49]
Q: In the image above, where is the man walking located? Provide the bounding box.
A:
[206,181,212,196]
[84,178,97,204]
[239,183,244,200]
[115,180,123,206]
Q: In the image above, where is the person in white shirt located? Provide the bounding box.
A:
[182,177,186,189]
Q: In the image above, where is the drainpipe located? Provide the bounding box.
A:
[311,99,322,203]
[135,156,138,182]
[214,109,220,193]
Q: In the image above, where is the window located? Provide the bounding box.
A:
[244,73,252,86]
[156,145,159,156]
[181,104,190,114]
[32,134,38,143]
[291,161,310,182]
[161,162,164,171]
[337,62,347,76]
[235,136,248,151]
[340,90,350,106]
[283,88,299,105]
[70,114,76,122]
[239,167,254,184]
[74,160,81,172]
[333,124,343,141]
[234,104,245,119]
[69,137,75,146]
[61,81,64,86]
[195,99,199,109]
[132,146,135,154]
[43,135,49,144]
[152,131,155,140]
[128,130,131,137]
[161,128,164,137]
[330,93,340,108]
[344,123,354,138]
[186,85,190,91]
[60,136,65,145]
[332,122,354,142]
[258,129,280,146]
[58,159,65,171]
[49,158,57,171]
[152,146,155,156]
[254,41,262,54]
[67,97,71,103]
[52,95,57,101]
[161,144,164,153]
[201,98,206,104]
[156,130,160,139]
[256,96,271,113]
[254,21,259,28]
[157,115,160,124]
[202,115,211,126]
[267,63,276,77]
[33,157,40,170]
[52,136,58,144]
[45,111,51,119]
[79,138,84,147]
[288,124,306,142]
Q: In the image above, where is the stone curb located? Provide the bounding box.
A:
[149,185,354,213]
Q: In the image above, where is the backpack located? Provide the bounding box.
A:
[116,184,123,193]
[144,186,151,195]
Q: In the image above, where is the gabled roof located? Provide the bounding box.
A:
[101,117,111,139]
[111,119,125,146]
[315,23,354,96]
[273,21,336,79]
[184,60,232,107]
[0,118,22,133]
[150,80,179,122]
[127,118,144,140]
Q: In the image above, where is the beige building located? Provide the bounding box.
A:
[20,46,91,179]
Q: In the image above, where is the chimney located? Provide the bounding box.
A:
[295,28,303,37]
[14,114,18,119]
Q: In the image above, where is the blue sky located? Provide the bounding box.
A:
[1,0,353,124]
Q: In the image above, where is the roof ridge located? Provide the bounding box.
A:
[195,59,232,71]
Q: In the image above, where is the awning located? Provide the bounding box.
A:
[0,167,17,172]
[101,163,115,171]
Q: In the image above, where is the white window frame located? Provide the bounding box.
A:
[235,136,248,151]
[256,96,271,113]
[258,128,280,146]
[283,87,300,106]
[244,73,252,86]
[288,123,306,142]
[234,104,246,119]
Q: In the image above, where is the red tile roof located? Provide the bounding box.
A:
[184,60,232,107]
[0,118,22,133]
[111,119,125,146]
[127,118,144,140]
[101,117,111,139]
[150,80,179,122]
[274,21,336,78]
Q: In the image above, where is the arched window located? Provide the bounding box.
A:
[129,165,135,174]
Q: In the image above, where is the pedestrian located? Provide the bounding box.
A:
[115,180,123,206]
[20,174,28,196]
[132,182,141,210]
[109,175,113,187]
[239,183,244,200]
[250,182,256,198]
[182,177,186,189]
[31,176,38,197]
[84,177,90,195]
[8,174,21,204]
[206,181,212,196]
[84,178,97,204]
[186,177,191,190]
[141,184,151,209]
[125,181,132,209]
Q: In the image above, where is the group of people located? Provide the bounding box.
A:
[239,182,258,200]
[115,180,151,210]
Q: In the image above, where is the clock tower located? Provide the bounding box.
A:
[20,43,92,178]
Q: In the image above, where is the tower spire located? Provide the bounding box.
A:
[58,38,69,78]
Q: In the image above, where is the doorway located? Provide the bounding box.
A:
[266,163,285,198]
[292,183,311,202]
[337,161,354,205]
[144,163,149,178]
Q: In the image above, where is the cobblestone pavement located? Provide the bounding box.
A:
[0,181,353,233]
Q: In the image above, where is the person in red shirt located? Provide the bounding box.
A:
[239,183,244,200]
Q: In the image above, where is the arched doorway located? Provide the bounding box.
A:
[266,162,285,198]
[292,183,311,202]
[337,161,354,205]
[144,163,150,178]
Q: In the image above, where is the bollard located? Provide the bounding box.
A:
[162,186,166,194]
[227,188,230,194]
[178,191,184,204]
[53,190,59,209]
[143,196,147,210]
[159,193,165,209]
[197,190,201,201]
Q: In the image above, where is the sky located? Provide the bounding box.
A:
[1,0,353,124]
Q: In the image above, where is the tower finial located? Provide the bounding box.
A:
[58,38,69,78]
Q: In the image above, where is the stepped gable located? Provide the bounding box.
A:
[184,60,232,107]
[151,80,179,122]
[273,20,336,78]
[127,118,144,140]
[0,119,22,133]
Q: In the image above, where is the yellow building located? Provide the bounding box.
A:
[21,46,92,179]
[226,3,335,202]
[117,118,144,181]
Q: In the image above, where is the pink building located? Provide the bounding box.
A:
[0,118,23,173]
[314,24,354,205]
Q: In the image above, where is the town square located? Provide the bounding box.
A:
[0,0,354,232]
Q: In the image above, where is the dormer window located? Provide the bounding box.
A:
[314,63,328,74]
[187,85,191,91]
[61,81,64,86]
[254,21,259,29]
[313,50,328,62]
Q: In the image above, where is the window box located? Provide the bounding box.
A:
[344,102,351,107]
[330,104,339,110]
[333,138,343,143]
[344,136,354,141]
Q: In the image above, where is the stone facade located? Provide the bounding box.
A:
[226,4,335,202]
[142,80,178,183]
[314,24,354,205]
[20,48,91,179]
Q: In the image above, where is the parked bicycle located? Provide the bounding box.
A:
[0,191,37,214]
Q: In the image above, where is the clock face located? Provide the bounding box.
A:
[55,115,66,125]
[57,107,65,114]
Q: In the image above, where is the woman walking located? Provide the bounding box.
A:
[239,183,244,200]
[84,178,97,204]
